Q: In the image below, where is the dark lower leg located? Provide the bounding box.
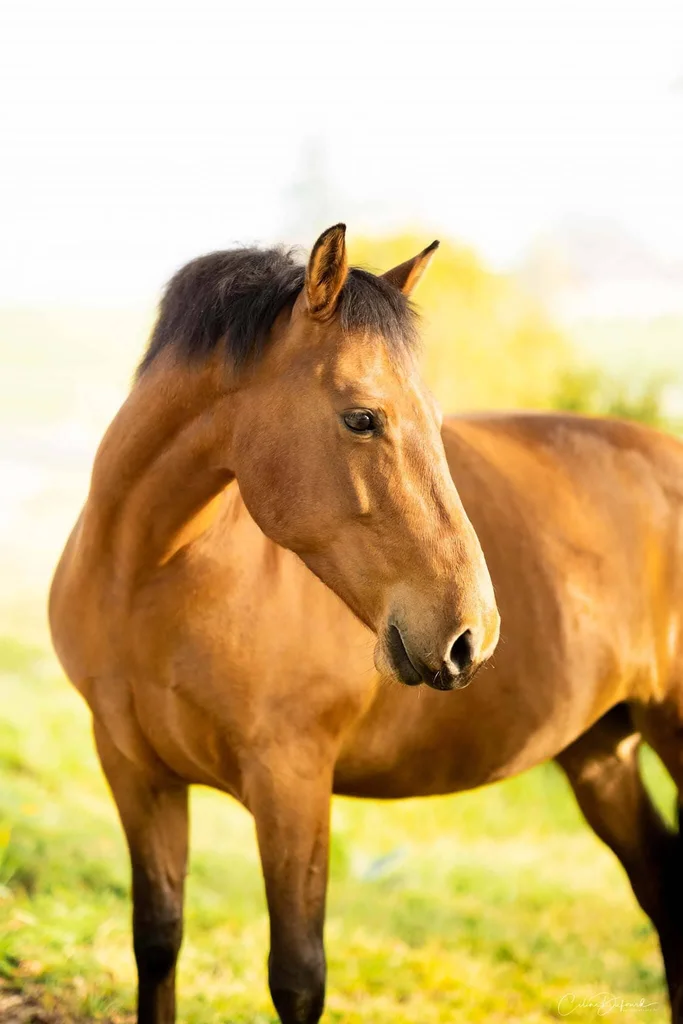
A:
[94,720,188,1024]
[249,758,332,1024]
[133,864,184,1024]
[268,940,326,1024]
[632,704,683,1018]
[558,708,678,1016]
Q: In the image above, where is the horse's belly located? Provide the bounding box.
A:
[332,642,629,799]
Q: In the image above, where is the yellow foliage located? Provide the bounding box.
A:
[349,235,572,413]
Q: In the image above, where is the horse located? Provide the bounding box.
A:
[49,224,683,1024]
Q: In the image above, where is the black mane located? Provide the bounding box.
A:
[137,246,418,376]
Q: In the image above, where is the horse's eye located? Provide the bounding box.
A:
[343,409,377,434]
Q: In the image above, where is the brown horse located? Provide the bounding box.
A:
[50,224,683,1024]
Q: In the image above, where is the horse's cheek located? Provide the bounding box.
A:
[239,447,313,546]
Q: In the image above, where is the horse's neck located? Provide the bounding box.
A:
[82,358,236,586]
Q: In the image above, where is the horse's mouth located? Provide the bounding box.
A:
[385,624,425,687]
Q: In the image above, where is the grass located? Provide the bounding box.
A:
[0,631,676,1023]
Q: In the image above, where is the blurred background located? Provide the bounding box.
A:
[0,0,682,1021]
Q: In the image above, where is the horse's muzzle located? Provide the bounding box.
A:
[383,622,488,691]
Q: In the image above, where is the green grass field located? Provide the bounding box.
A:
[1,304,681,1022]
[0,625,676,1024]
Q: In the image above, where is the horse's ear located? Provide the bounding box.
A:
[382,240,440,297]
[305,223,348,320]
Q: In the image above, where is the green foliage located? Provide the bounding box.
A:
[554,366,672,427]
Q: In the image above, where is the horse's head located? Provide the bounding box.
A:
[232,225,499,690]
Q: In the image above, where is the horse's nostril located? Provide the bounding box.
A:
[449,628,474,673]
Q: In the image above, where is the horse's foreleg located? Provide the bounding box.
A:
[557,704,679,1019]
[247,749,332,1024]
[94,719,188,1024]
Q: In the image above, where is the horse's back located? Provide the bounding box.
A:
[444,411,683,501]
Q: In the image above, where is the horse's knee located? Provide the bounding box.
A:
[134,916,182,982]
[268,946,325,1024]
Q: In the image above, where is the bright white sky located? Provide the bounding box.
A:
[1,0,682,302]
